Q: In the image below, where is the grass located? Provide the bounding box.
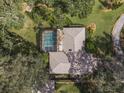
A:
[55,82,81,93]
[10,14,36,45]
[71,0,124,36]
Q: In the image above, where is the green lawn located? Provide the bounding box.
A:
[71,0,124,36]
[55,82,81,93]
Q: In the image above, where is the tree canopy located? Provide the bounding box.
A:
[0,0,24,29]
[29,0,95,28]
[80,57,124,93]
[99,0,124,9]
[0,29,49,93]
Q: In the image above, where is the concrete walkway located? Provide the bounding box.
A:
[112,14,124,60]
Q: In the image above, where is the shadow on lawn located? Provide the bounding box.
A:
[0,30,41,57]
[36,27,42,51]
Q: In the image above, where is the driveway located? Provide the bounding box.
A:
[112,14,124,60]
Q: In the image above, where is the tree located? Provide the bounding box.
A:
[28,0,95,28]
[80,57,124,93]
[99,0,124,9]
[0,0,50,93]
[0,0,24,29]
[0,29,49,93]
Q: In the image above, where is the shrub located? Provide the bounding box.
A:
[87,23,96,33]
[99,0,124,9]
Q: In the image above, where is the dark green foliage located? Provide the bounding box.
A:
[80,58,124,93]
[85,32,113,57]
[85,31,97,54]
[0,0,24,29]
[29,0,95,28]
[0,28,49,93]
[99,0,124,9]
[0,1,49,92]
[85,38,97,54]
[53,0,95,18]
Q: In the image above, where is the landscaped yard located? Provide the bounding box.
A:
[55,82,81,93]
[71,0,124,36]
[9,0,124,44]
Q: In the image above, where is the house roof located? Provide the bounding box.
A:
[49,52,70,74]
[62,27,85,52]
[49,27,86,74]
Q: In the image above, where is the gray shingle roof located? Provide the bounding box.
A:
[49,27,85,74]
[49,52,70,74]
[62,27,85,52]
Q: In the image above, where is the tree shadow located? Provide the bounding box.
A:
[99,0,123,9]
[36,26,42,51]
[0,30,41,57]
[99,0,109,8]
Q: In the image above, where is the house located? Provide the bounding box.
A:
[41,27,86,74]
[49,52,70,74]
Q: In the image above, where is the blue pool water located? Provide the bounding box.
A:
[42,31,57,51]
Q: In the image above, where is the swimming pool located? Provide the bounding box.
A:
[42,31,57,52]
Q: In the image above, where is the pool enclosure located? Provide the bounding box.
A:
[42,30,57,52]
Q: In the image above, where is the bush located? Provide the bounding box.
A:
[0,29,49,93]
[28,0,95,28]
[87,23,96,33]
[99,0,124,9]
